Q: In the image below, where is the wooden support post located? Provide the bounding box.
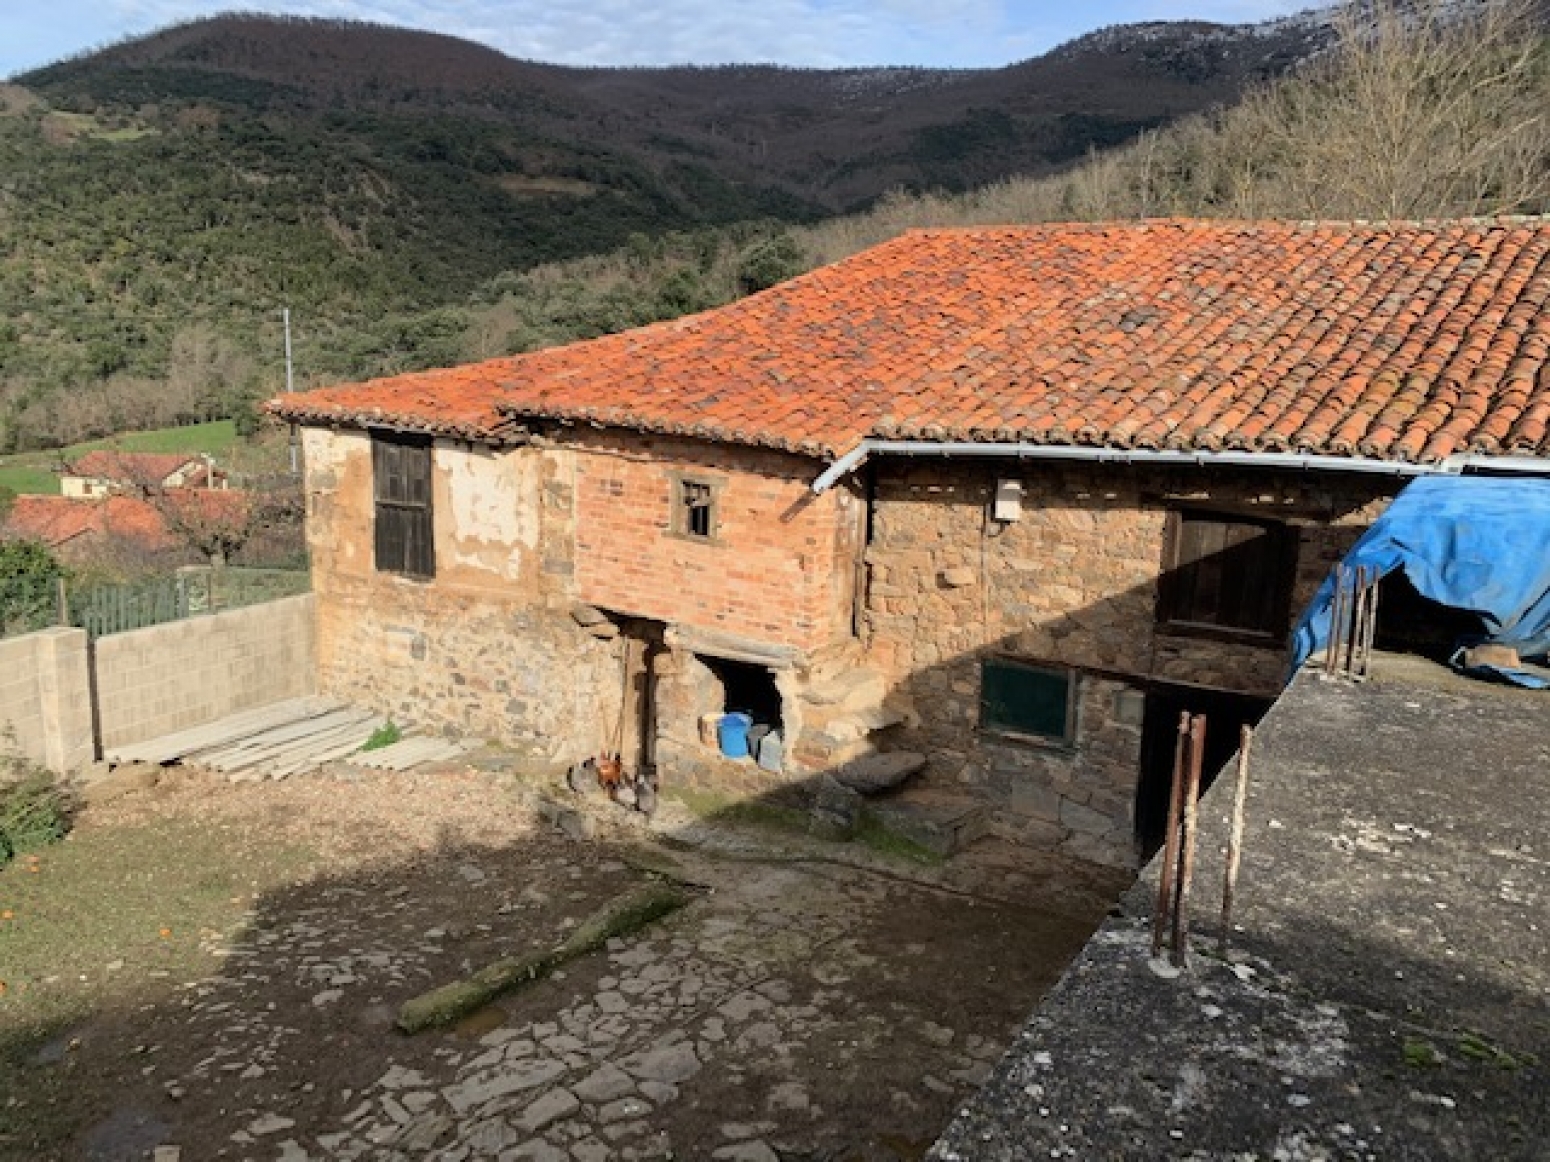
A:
[1325,565,1346,676]
[1219,723,1253,959]
[1171,713,1206,967]
[1151,712,1190,959]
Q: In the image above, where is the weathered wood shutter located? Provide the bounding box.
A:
[372,432,434,578]
[1160,512,1291,636]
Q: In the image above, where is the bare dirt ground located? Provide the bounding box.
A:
[0,762,1128,1161]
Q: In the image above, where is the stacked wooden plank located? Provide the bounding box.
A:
[104,696,461,781]
[201,707,387,781]
[106,696,344,766]
[346,736,467,771]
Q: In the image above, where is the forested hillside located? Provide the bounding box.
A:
[5,3,1544,458]
[0,10,1328,453]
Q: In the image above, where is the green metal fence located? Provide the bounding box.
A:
[7,567,312,641]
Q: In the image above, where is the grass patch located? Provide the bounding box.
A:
[0,421,240,496]
[1457,1030,1536,1071]
[0,464,61,496]
[0,814,313,1152]
[0,816,312,1045]
[102,420,237,456]
[854,813,946,866]
[1403,1038,1443,1068]
[668,787,810,834]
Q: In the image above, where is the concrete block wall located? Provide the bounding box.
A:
[93,594,317,751]
[0,628,94,776]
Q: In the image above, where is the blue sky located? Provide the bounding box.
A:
[1,1,1311,79]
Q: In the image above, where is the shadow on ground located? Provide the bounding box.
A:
[0,763,1128,1162]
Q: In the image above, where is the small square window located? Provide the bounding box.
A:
[671,475,720,541]
[980,657,1076,744]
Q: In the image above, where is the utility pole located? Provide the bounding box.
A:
[283,307,298,476]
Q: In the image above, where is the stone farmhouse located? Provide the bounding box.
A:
[270,219,1550,868]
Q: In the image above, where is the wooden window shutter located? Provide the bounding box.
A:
[372,432,435,579]
[1160,511,1292,637]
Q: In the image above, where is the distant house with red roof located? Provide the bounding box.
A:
[60,450,225,499]
[2,495,181,563]
[270,218,1550,866]
[2,490,252,569]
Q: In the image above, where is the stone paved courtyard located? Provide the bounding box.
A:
[2,764,1126,1161]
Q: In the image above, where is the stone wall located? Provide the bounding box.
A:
[862,461,1396,864]
[93,595,316,751]
[301,426,867,776]
[570,432,862,653]
[302,428,622,759]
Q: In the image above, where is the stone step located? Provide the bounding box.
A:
[862,788,992,858]
[803,700,910,743]
[791,732,878,772]
[833,750,926,795]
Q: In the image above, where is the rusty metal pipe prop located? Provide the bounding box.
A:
[1326,565,1347,676]
[1171,714,1207,967]
[1354,568,1369,676]
[1323,568,1339,675]
[1360,568,1381,677]
[1347,566,1369,676]
[1219,723,1254,959]
[1343,566,1362,677]
[1151,712,1191,959]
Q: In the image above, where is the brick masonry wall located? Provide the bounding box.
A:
[863,461,1396,864]
[570,433,861,653]
[94,595,317,751]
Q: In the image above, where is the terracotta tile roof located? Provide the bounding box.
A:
[65,450,203,483]
[268,219,1550,465]
[1,496,180,552]
[268,358,531,444]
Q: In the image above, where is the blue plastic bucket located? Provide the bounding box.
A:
[718,712,754,759]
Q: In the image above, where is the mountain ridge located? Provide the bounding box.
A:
[0,8,1341,452]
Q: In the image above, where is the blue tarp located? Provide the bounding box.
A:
[1290,476,1550,686]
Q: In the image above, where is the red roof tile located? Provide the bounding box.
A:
[2,496,180,552]
[66,450,203,484]
[269,219,1550,465]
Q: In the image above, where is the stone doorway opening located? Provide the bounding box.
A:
[691,653,785,761]
[1134,683,1272,858]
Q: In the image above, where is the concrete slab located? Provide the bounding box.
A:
[932,659,1549,1160]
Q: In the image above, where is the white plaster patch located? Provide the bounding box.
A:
[303,427,356,476]
[437,443,537,576]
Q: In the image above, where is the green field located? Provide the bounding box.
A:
[0,421,239,496]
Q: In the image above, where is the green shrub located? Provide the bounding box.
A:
[0,772,73,866]
[361,721,402,752]
[0,540,66,634]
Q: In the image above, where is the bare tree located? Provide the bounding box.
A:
[110,450,303,567]
[1233,0,1550,219]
